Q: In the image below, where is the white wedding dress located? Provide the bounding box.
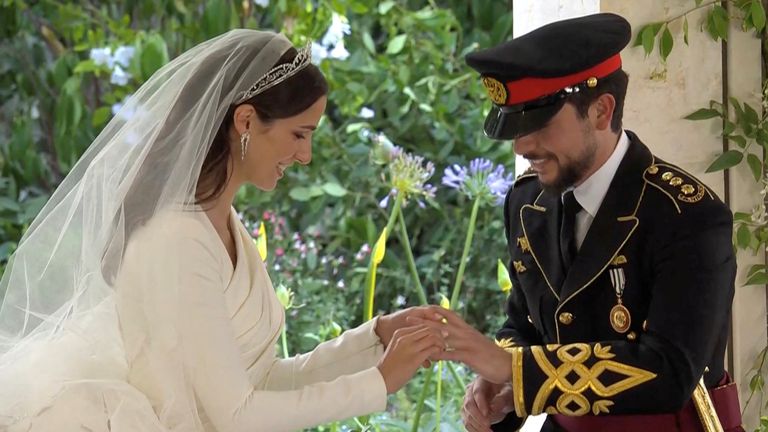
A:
[2,207,387,432]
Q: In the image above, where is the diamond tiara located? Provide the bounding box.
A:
[234,43,313,104]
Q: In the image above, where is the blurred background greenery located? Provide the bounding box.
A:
[0,0,516,430]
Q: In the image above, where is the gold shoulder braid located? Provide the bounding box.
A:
[643,162,713,211]
[514,167,538,184]
[515,343,656,416]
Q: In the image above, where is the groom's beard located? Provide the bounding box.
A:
[540,125,599,195]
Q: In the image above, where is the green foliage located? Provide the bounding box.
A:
[0,0,514,429]
[635,0,766,60]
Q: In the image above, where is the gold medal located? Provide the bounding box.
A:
[610,303,631,334]
[609,267,631,334]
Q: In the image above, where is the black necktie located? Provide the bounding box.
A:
[559,190,581,272]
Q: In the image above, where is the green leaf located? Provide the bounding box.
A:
[73,59,100,74]
[289,186,313,201]
[712,5,730,41]
[386,34,408,55]
[683,16,689,45]
[660,26,674,61]
[747,264,768,277]
[641,25,656,56]
[322,182,348,197]
[747,153,764,181]
[744,102,760,125]
[727,134,748,148]
[723,120,737,135]
[734,212,753,222]
[745,271,768,286]
[706,150,743,172]
[92,106,111,128]
[140,34,169,80]
[362,32,375,54]
[0,197,20,212]
[684,108,721,120]
[737,224,752,249]
[752,0,766,31]
[378,1,395,15]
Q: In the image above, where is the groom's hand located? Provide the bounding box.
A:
[407,306,513,384]
[463,377,515,432]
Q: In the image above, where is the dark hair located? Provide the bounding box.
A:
[196,48,328,204]
[567,69,628,133]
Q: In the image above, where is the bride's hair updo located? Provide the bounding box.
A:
[197,47,328,204]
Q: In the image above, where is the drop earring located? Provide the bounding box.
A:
[240,121,250,161]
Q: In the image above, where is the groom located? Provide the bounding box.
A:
[425,12,743,432]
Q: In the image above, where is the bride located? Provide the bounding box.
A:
[0,29,445,431]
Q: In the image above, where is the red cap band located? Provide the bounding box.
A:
[503,54,622,105]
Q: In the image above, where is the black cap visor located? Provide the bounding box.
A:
[483,96,568,140]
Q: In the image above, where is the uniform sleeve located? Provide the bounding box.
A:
[507,202,735,417]
[262,318,385,391]
[177,235,387,432]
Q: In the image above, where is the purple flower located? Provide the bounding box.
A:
[442,164,467,189]
[442,158,513,206]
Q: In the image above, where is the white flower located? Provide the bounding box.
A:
[359,107,375,119]
[110,65,131,86]
[111,103,123,116]
[112,96,136,120]
[321,13,351,47]
[395,295,406,306]
[336,280,345,288]
[30,102,39,120]
[90,47,113,68]
[113,46,135,68]
[311,42,329,64]
[253,0,269,6]
[328,41,350,60]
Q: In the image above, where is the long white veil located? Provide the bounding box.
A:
[0,29,294,430]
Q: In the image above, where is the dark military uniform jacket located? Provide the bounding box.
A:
[492,131,736,430]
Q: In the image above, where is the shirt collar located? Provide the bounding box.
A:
[569,130,630,218]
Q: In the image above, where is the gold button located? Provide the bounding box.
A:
[662,172,673,181]
[586,77,598,88]
[558,312,574,325]
[647,165,659,174]
[627,331,637,341]
[642,320,648,331]
[669,177,683,186]
[527,315,533,324]
[681,184,695,195]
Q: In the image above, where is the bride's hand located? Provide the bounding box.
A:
[376,324,445,394]
[375,306,445,348]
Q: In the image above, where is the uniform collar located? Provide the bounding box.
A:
[568,130,630,217]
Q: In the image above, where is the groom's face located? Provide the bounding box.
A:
[512,103,598,193]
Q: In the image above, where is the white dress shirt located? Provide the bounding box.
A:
[567,130,630,250]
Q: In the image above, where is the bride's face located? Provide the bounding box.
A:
[243,96,327,191]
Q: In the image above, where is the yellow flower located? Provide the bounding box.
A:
[439,293,451,310]
[275,284,294,310]
[497,259,512,293]
[372,227,387,264]
[256,222,268,261]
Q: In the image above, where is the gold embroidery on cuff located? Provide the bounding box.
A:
[529,343,657,416]
[511,347,527,417]
[496,337,517,353]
